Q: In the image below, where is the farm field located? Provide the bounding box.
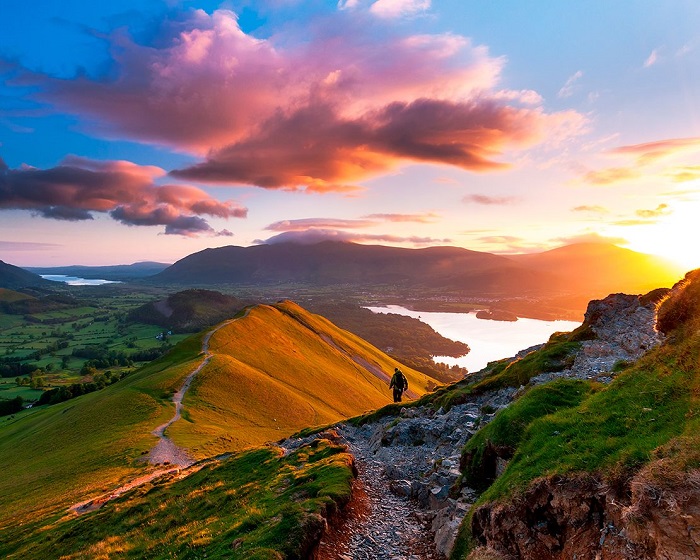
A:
[0,285,191,403]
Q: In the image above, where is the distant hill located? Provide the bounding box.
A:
[26,261,170,281]
[508,242,682,297]
[149,241,684,318]
[150,241,558,292]
[0,260,54,290]
[128,289,251,332]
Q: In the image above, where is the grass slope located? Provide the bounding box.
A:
[0,299,432,540]
[170,301,436,457]
[0,437,354,560]
[0,335,202,532]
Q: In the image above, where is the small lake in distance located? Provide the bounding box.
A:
[41,275,121,286]
[367,305,582,374]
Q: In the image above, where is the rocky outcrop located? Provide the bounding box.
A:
[531,292,665,385]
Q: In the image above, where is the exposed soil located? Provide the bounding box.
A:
[314,424,444,560]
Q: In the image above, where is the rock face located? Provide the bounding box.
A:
[471,467,700,560]
[531,292,665,385]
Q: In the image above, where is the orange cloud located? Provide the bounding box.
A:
[582,167,640,185]
[609,137,700,165]
[635,203,670,219]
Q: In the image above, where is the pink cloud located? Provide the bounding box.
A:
[265,218,377,231]
[0,156,246,236]
[463,194,518,205]
[571,205,609,214]
[19,9,584,192]
[609,137,700,165]
[259,228,450,245]
[362,212,440,223]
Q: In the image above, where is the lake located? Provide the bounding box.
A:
[367,305,582,374]
[41,275,121,286]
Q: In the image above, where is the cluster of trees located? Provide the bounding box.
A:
[0,396,23,417]
[0,360,37,378]
[73,343,172,373]
[36,370,129,406]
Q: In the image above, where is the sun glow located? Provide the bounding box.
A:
[624,198,700,273]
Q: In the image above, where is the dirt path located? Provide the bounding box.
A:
[68,313,246,515]
[147,317,238,466]
[315,424,444,560]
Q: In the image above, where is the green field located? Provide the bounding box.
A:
[0,286,190,400]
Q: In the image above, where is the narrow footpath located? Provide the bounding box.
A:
[69,314,243,515]
[315,424,444,560]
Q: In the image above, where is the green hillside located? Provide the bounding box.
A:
[0,300,433,544]
[449,269,700,558]
[1,437,353,560]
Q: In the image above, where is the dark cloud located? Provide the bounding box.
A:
[0,156,247,236]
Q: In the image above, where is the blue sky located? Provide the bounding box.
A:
[1,0,699,268]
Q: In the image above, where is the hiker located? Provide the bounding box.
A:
[389,367,408,403]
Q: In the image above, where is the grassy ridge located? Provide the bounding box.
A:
[0,438,354,559]
[0,300,433,538]
[0,334,203,531]
[171,301,436,457]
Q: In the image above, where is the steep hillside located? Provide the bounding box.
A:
[450,269,700,559]
[0,300,432,539]
[128,288,250,332]
[0,260,53,290]
[167,300,435,457]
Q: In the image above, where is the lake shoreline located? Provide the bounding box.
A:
[367,305,581,374]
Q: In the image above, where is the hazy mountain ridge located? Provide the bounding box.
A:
[149,241,684,318]
[25,261,171,281]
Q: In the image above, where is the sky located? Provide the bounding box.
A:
[1,0,699,269]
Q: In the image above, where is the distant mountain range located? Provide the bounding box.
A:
[149,240,684,301]
[25,261,170,281]
[5,242,685,320]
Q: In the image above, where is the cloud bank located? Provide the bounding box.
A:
[0,156,246,236]
[21,8,585,192]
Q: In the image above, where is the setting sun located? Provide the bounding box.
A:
[624,197,700,274]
